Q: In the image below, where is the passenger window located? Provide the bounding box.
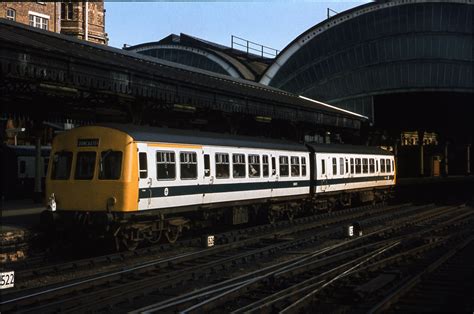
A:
[369,159,375,174]
[350,158,354,174]
[180,152,197,180]
[204,154,210,177]
[262,155,269,177]
[392,160,394,172]
[139,152,148,179]
[345,159,349,174]
[376,160,379,172]
[291,156,300,176]
[99,151,122,180]
[386,158,391,173]
[380,159,386,173]
[233,154,246,178]
[271,156,276,175]
[321,159,326,175]
[332,158,337,175]
[279,156,289,177]
[339,157,344,175]
[248,155,260,177]
[362,158,368,174]
[75,152,96,180]
[355,158,361,174]
[156,151,175,180]
[301,157,307,176]
[51,151,72,180]
[216,153,229,178]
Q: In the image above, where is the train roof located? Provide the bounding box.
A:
[306,143,393,156]
[96,124,309,152]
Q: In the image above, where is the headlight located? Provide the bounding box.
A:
[48,193,57,212]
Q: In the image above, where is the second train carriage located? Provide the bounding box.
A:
[44,124,395,249]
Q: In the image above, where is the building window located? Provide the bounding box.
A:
[6,8,16,21]
[61,1,74,20]
[29,14,49,30]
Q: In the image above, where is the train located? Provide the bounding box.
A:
[0,144,50,200]
[42,124,395,249]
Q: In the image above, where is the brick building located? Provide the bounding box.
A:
[1,1,107,45]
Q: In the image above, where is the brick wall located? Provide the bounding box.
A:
[1,1,107,45]
[1,2,61,33]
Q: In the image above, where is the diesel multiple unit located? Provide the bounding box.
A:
[44,124,395,249]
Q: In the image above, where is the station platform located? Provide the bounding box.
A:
[398,175,474,186]
[0,200,44,263]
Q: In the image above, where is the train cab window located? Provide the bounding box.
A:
[233,154,246,178]
[362,158,368,174]
[339,157,344,175]
[279,156,289,177]
[355,158,361,174]
[350,158,354,174]
[271,157,276,176]
[156,151,175,180]
[262,155,269,177]
[386,158,391,173]
[180,152,197,180]
[291,156,300,176]
[75,152,96,180]
[321,159,326,175]
[369,159,375,173]
[204,154,210,177]
[380,159,386,173]
[216,153,229,178]
[51,151,72,180]
[301,157,307,176]
[139,152,148,179]
[332,158,337,175]
[99,151,122,180]
[248,155,261,177]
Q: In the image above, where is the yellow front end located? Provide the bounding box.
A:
[46,126,139,213]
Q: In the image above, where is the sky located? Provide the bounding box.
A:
[106,1,370,51]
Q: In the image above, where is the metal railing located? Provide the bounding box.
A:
[231,35,279,58]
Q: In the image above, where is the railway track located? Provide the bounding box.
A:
[131,203,473,313]
[0,202,416,312]
[4,202,404,288]
[1,202,467,313]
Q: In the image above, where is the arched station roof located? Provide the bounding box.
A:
[260,0,473,120]
[125,34,272,81]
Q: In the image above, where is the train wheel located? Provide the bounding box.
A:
[165,226,181,244]
[267,211,277,224]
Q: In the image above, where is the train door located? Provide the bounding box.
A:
[270,155,278,197]
[202,149,214,204]
[137,143,152,210]
[320,156,329,192]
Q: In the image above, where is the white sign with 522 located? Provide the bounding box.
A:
[0,271,15,289]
